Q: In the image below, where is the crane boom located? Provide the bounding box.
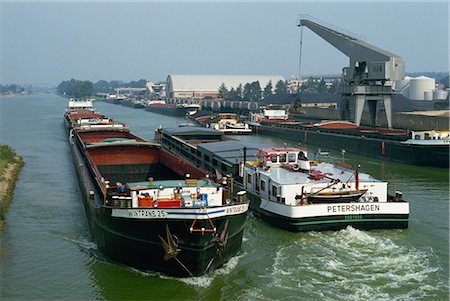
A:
[296,15,405,128]
[298,15,404,85]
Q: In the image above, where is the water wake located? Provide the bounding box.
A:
[256,227,447,301]
[161,253,244,288]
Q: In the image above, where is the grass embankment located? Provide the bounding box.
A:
[0,144,24,230]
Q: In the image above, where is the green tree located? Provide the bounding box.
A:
[275,80,288,94]
[236,84,243,99]
[243,83,251,101]
[218,83,228,99]
[263,80,273,99]
[57,79,94,98]
[250,81,262,102]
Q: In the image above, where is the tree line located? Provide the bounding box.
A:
[0,84,24,94]
[218,80,288,101]
[94,79,147,93]
[57,79,94,98]
[57,79,148,98]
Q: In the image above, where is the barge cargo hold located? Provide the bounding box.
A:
[67,113,248,277]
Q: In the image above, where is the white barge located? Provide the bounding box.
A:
[243,147,409,231]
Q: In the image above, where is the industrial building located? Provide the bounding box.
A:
[165,74,285,99]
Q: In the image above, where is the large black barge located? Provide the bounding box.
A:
[253,120,449,168]
[66,105,248,277]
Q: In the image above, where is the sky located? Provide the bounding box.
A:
[0,1,448,85]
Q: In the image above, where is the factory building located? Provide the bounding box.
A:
[166,74,285,99]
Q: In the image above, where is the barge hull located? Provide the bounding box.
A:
[69,128,247,277]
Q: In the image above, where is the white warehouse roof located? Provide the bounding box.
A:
[166,74,285,92]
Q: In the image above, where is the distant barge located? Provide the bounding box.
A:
[146,103,201,117]
[65,103,248,277]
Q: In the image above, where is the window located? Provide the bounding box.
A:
[221,163,227,172]
[260,180,266,192]
[272,185,277,197]
[270,154,277,163]
[279,153,286,163]
[247,174,252,185]
[212,158,218,166]
[288,153,296,163]
[298,151,307,160]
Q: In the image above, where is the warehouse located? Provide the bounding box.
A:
[166,74,285,99]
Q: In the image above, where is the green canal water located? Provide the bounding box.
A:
[0,94,448,300]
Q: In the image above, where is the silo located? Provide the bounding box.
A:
[433,90,449,101]
[409,76,435,100]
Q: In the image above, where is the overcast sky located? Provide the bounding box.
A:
[0,1,448,85]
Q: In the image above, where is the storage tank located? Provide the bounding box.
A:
[424,91,433,101]
[247,102,259,111]
[211,100,222,111]
[223,100,232,108]
[238,101,248,110]
[433,90,449,101]
[409,76,435,100]
[203,100,212,109]
[230,101,240,109]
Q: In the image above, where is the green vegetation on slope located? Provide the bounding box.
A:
[0,145,24,229]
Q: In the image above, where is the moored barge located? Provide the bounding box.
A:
[67,111,248,277]
[145,102,201,117]
[252,119,449,168]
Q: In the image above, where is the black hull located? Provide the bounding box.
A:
[145,106,189,117]
[256,125,449,168]
[69,128,247,277]
[89,205,246,277]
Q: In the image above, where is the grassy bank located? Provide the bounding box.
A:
[0,144,24,230]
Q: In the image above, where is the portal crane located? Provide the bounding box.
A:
[297,15,405,128]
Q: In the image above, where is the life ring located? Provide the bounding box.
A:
[292,164,300,171]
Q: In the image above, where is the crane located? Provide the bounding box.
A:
[297,15,405,128]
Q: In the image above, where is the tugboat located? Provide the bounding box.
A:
[66,109,248,277]
[243,146,409,232]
